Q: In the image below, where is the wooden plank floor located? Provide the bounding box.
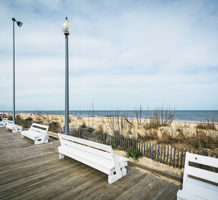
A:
[0,128,180,200]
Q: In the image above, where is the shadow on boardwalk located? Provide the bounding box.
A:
[0,128,180,200]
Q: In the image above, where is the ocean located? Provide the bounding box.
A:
[1,110,218,122]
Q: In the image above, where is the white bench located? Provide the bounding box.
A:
[58,133,128,184]
[5,120,23,132]
[177,152,218,200]
[0,118,8,127]
[21,123,49,144]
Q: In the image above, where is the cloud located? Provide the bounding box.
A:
[0,0,218,110]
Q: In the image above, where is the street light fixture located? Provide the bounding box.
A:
[12,18,23,123]
[62,17,70,135]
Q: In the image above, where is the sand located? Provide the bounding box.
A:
[1,112,218,176]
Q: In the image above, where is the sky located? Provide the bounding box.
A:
[0,0,218,111]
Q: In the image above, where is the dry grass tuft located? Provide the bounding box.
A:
[196,120,216,130]
[107,114,133,137]
[143,107,175,130]
[138,130,158,141]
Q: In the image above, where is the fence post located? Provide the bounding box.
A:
[173,147,176,168]
[154,144,157,160]
[180,148,184,168]
[177,150,179,168]
[141,141,143,152]
[104,133,106,144]
[149,143,151,158]
[160,144,163,163]
[146,142,148,157]
[169,145,172,166]
[143,142,145,156]
[163,144,166,164]
[166,145,169,165]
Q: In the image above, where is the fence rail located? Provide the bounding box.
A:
[71,130,218,169]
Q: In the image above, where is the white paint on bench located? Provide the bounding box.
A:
[5,120,23,132]
[21,123,49,144]
[177,152,218,200]
[58,133,128,184]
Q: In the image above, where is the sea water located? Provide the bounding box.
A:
[1,110,218,122]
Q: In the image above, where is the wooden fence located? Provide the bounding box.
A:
[72,131,218,169]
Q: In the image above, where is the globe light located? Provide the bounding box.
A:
[62,17,70,36]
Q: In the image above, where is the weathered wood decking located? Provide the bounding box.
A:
[0,128,180,200]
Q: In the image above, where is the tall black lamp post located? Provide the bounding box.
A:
[62,17,70,135]
[12,18,23,123]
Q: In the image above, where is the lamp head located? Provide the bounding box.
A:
[62,17,70,36]
[17,21,23,27]
[12,18,23,27]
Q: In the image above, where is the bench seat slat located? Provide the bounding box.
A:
[59,146,127,173]
[58,147,112,175]
[184,179,218,193]
[5,120,22,132]
[177,189,216,200]
[22,130,45,140]
[178,182,217,200]
[186,165,218,184]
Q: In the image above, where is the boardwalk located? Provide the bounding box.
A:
[0,128,180,200]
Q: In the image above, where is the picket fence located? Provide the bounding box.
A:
[71,131,218,169]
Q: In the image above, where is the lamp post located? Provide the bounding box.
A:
[62,17,70,135]
[12,18,23,123]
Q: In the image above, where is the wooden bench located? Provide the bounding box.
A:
[21,123,49,144]
[5,120,23,132]
[177,152,218,200]
[0,118,8,127]
[58,133,128,184]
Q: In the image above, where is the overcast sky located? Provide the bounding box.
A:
[0,0,218,111]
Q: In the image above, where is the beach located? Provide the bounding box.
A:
[1,112,217,177]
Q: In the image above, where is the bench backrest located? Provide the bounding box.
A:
[29,123,49,134]
[1,118,8,126]
[58,133,115,161]
[183,152,218,186]
[2,118,8,123]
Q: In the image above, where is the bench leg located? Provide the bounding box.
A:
[177,190,184,200]
[121,167,127,176]
[108,174,121,184]
[108,170,123,184]
[34,140,43,145]
[43,138,49,143]
[59,153,64,159]
[108,166,128,184]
